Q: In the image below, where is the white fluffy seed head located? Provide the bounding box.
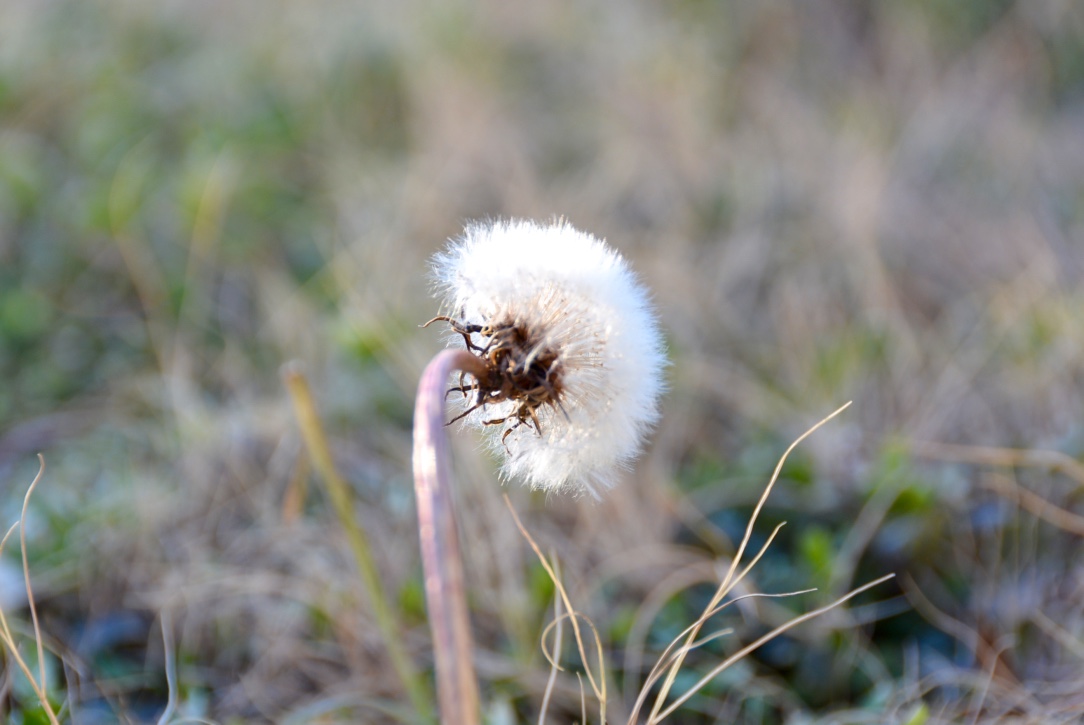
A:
[430,218,667,497]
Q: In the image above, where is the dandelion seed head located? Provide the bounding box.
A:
[430,218,667,497]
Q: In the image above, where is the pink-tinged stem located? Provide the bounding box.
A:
[413,349,489,725]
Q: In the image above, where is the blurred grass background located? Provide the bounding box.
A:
[1,0,1083,722]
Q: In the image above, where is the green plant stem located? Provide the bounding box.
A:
[283,364,435,724]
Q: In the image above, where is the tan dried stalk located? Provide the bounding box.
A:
[642,402,855,722]
[0,456,61,725]
[413,349,489,725]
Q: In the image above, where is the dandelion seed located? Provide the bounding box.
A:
[429,218,667,496]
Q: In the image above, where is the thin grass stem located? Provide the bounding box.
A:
[0,457,61,725]
[505,495,608,721]
[284,364,435,723]
[21,456,47,692]
[157,608,177,725]
[645,402,852,722]
[539,558,564,725]
[629,522,790,721]
[653,573,896,722]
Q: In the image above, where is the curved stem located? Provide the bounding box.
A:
[413,349,488,725]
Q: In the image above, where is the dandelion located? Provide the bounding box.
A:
[411,219,665,723]
[428,218,668,496]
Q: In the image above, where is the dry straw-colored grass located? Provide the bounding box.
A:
[0,458,61,725]
[505,404,897,725]
[2,0,1084,722]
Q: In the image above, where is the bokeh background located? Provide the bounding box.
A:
[1,0,1083,722]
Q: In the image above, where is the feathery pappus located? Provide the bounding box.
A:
[427,219,667,497]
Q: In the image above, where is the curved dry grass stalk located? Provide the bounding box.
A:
[538,577,564,725]
[649,588,819,675]
[20,458,47,695]
[156,608,178,725]
[968,641,1013,725]
[628,522,791,720]
[540,613,600,675]
[505,495,609,724]
[1030,611,1084,661]
[910,440,1084,537]
[493,399,897,724]
[652,573,896,722]
[981,471,1084,537]
[630,585,818,720]
[900,574,985,673]
[578,673,588,725]
[908,441,1084,487]
[641,402,854,723]
[0,455,61,725]
[622,561,718,705]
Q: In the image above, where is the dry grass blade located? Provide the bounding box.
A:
[981,472,1084,537]
[1031,611,1084,661]
[969,641,1013,725]
[718,522,788,605]
[541,613,599,672]
[0,456,61,725]
[657,588,818,670]
[652,573,896,722]
[633,588,814,716]
[505,494,608,724]
[644,402,853,722]
[21,455,48,694]
[578,672,587,725]
[900,573,984,665]
[909,440,1084,487]
[539,576,564,725]
[0,522,40,698]
[621,560,717,709]
[906,565,1061,710]
[678,629,735,658]
[910,440,1084,536]
[628,522,790,720]
[156,608,177,725]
